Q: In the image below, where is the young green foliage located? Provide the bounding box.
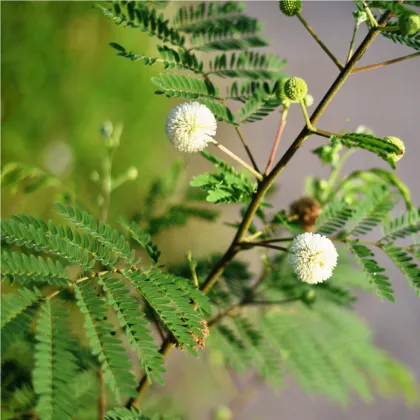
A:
[33,299,78,420]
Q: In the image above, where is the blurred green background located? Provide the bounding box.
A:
[1,0,174,221]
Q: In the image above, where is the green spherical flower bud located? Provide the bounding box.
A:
[279,0,302,17]
[304,94,314,107]
[127,166,138,180]
[399,13,420,36]
[275,78,290,103]
[301,289,316,305]
[214,406,233,420]
[284,77,308,101]
[383,136,405,161]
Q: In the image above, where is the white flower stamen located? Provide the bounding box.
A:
[288,232,338,284]
[165,102,217,153]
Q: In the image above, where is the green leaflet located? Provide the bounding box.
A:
[381,207,420,243]
[98,2,185,47]
[337,132,403,168]
[382,244,420,295]
[208,51,286,80]
[33,299,78,420]
[55,203,139,266]
[98,276,166,384]
[190,151,256,203]
[1,251,69,286]
[237,84,283,123]
[127,269,208,354]
[152,72,219,99]
[120,219,161,263]
[349,242,394,302]
[1,288,42,353]
[74,281,138,403]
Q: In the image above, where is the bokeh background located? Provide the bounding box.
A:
[1,1,419,419]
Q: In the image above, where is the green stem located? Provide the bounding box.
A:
[322,148,355,203]
[297,13,344,70]
[127,7,396,409]
[361,0,378,27]
[346,22,360,63]
[299,99,313,130]
[234,126,261,173]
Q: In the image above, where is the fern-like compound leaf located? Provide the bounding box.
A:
[382,244,420,295]
[120,220,161,263]
[55,203,139,266]
[1,287,42,352]
[33,299,78,420]
[98,276,166,384]
[208,51,286,80]
[315,198,354,235]
[1,215,95,270]
[344,186,396,237]
[349,242,394,302]
[74,281,138,402]
[380,207,420,243]
[1,251,69,286]
[98,2,185,47]
[127,269,206,354]
[237,85,282,123]
[152,72,219,99]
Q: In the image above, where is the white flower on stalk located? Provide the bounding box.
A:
[165,102,217,153]
[288,232,338,284]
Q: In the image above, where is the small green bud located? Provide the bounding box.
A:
[100,121,113,141]
[90,170,100,183]
[304,94,314,107]
[301,289,316,305]
[127,166,138,180]
[213,406,233,420]
[275,78,290,103]
[284,77,308,101]
[279,0,302,17]
[383,136,405,161]
[399,12,420,36]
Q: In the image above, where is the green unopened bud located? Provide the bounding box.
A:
[213,406,233,420]
[304,94,314,107]
[301,289,316,305]
[100,121,113,141]
[275,78,290,103]
[279,0,302,17]
[127,166,138,180]
[90,170,100,183]
[284,77,308,101]
[383,136,405,161]
[399,12,420,36]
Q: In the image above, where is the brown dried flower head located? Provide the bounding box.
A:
[192,320,210,351]
[289,196,322,232]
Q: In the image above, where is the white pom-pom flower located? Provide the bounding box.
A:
[288,232,338,284]
[165,102,217,153]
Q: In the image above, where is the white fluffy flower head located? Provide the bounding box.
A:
[165,102,217,153]
[288,233,338,284]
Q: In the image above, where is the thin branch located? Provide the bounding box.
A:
[346,22,360,63]
[211,140,264,181]
[352,52,420,74]
[98,369,106,420]
[234,126,261,173]
[253,237,294,244]
[265,109,288,175]
[242,242,290,252]
[297,13,344,70]
[361,0,378,27]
